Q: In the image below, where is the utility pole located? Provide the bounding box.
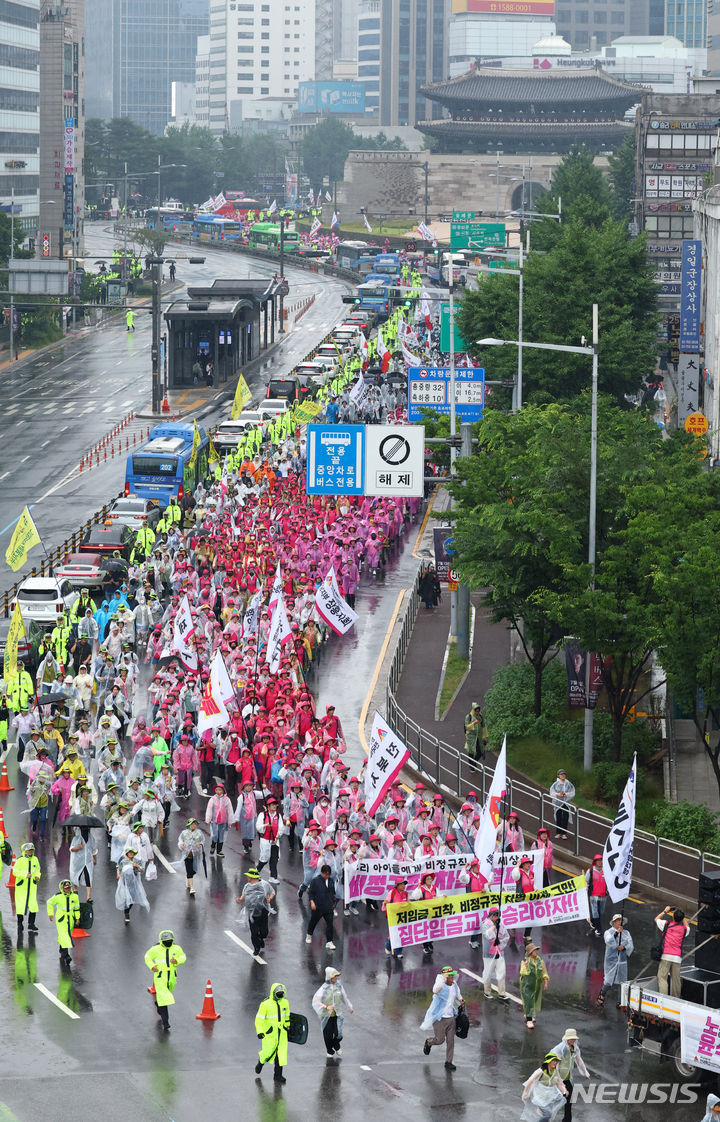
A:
[448,259,458,639]
[423,161,429,224]
[278,218,285,334]
[151,257,162,413]
[456,421,473,660]
[8,187,15,363]
[583,303,600,772]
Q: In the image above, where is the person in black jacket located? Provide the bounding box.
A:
[305,864,336,950]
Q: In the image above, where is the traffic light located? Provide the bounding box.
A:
[342,295,361,304]
[40,232,50,259]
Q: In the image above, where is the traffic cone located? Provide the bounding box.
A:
[6,852,16,888]
[162,395,170,413]
[195,979,220,1020]
[148,983,156,994]
[0,806,6,836]
[72,927,91,939]
[0,762,14,792]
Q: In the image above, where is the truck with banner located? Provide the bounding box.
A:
[621,981,720,1078]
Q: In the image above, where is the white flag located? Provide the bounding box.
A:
[309,189,315,204]
[473,736,507,882]
[171,594,197,671]
[418,221,434,242]
[197,649,234,735]
[365,712,410,818]
[314,566,358,636]
[359,332,369,364]
[401,336,421,368]
[603,753,637,903]
[266,596,292,674]
[362,213,373,234]
[242,588,263,639]
[268,199,277,214]
[309,217,322,238]
[331,211,339,229]
[269,563,283,615]
[211,192,226,212]
[348,372,368,409]
[325,190,332,202]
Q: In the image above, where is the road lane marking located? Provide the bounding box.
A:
[225,929,266,963]
[0,471,9,481]
[33,982,80,1019]
[460,967,522,1004]
[152,844,179,875]
[358,589,406,753]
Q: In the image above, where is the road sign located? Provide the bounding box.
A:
[443,537,454,555]
[452,210,476,221]
[306,424,365,495]
[306,424,424,496]
[440,303,467,353]
[450,221,505,250]
[365,424,425,496]
[685,411,709,436]
[407,367,485,423]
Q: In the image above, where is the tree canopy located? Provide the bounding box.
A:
[456,217,659,407]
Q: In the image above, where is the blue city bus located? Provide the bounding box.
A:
[124,423,210,507]
[192,214,243,241]
[371,253,401,277]
[335,241,382,272]
[357,281,392,319]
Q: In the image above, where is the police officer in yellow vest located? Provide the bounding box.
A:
[132,524,156,563]
[7,666,34,713]
[165,499,182,525]
[15,842,41,936]
[50,614,74,673]
[47,879,80,965]
[144,929,187,1030]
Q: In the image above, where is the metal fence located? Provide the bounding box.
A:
[385,572,720,905]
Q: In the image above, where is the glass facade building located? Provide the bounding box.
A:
[0,0,39,231]
[665,0,706,48]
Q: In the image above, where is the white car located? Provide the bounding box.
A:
[261,398,290,415]
[214,414,267,452]
[107,496,161,530]
[10,576,78,624]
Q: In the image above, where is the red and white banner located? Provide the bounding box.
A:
[171,594,197,670]
[269,563,283,615]
[315,566,358,635]
[197,650,235,735]
[376,327,391,373]
[681,1005,720,1074]
[343,849,542,903]
[365,712,410,817]
[309,217,322,238]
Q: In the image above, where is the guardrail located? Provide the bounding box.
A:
[386,569,720,904]
[2,501,117,618]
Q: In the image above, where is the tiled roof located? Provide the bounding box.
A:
[421,67,643,106]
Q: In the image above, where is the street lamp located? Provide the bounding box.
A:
[477,303,600,770]
[154,158,187,211]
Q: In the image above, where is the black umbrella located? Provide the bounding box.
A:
[64,814,105,829]
[37,692,69,707]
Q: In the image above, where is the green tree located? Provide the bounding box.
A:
[652,472,720,798]
[528,143,612,251]
[0,211,26,265]
[607,133,637,225]
[161,122,218,204]
[135,227,168,257]
[457,218,659,407]
[354,131,407,151]
[300,117,357,193]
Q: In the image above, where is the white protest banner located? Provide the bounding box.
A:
[266,596,292,674]
[171,593,197,670]
[343,849,543,903]
[387,876,589,949]
[491,849,543,891]
[309,217,322,238]
[474,736,507,877]
[242,588,263,639]
[603,752,637,902]
[315,566,358,636]
[681,1005,720,1074]
[269,563,283,615]
[365,712,410,817]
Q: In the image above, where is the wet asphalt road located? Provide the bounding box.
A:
[0,223,349,593]
[0,233,713,1122]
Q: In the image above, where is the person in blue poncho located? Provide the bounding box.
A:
[420,965,464,1071]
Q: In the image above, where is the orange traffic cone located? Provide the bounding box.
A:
[0,806,6,837]
[0,762,14,792]
[196,979,220,1021]
[162,395,170,413]
[148,983,156,994]
[72,927,91,938]
[6,852,16,888]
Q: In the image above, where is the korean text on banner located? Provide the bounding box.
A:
[386,876,589,949]
[315,566,358,636]
[680,239,702,353]
[266,596,292,674]
[602,752,636,903]
[197,649,234,735]
[5,506,41,572]
[231,373,253,419]
[171,593,198,671]
[365,712,410,818]
[681,1005,720,1074]
[3,600,26,680]
[343,849,542,903]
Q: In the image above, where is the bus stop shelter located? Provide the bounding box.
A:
[164,278,281,388]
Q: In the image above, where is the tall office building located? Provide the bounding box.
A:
[85,0,209,134]
[554,0,652,49]
[357,0,449,126]
[38,0,84,258]
[0,0,39,235]
[665,0,706,47]
[448,1,556,74]
[207,0,328,136]
[335,0,360,61]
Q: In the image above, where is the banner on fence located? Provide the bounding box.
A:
[344,848,543,903]
[386,876,588,949]
[681,1004,720,1075]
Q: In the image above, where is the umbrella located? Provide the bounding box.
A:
[37,692,70,707]
[63,814,105,829]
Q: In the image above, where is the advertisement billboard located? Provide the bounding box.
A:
[298,82,366,115]
[452,0,555,13]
